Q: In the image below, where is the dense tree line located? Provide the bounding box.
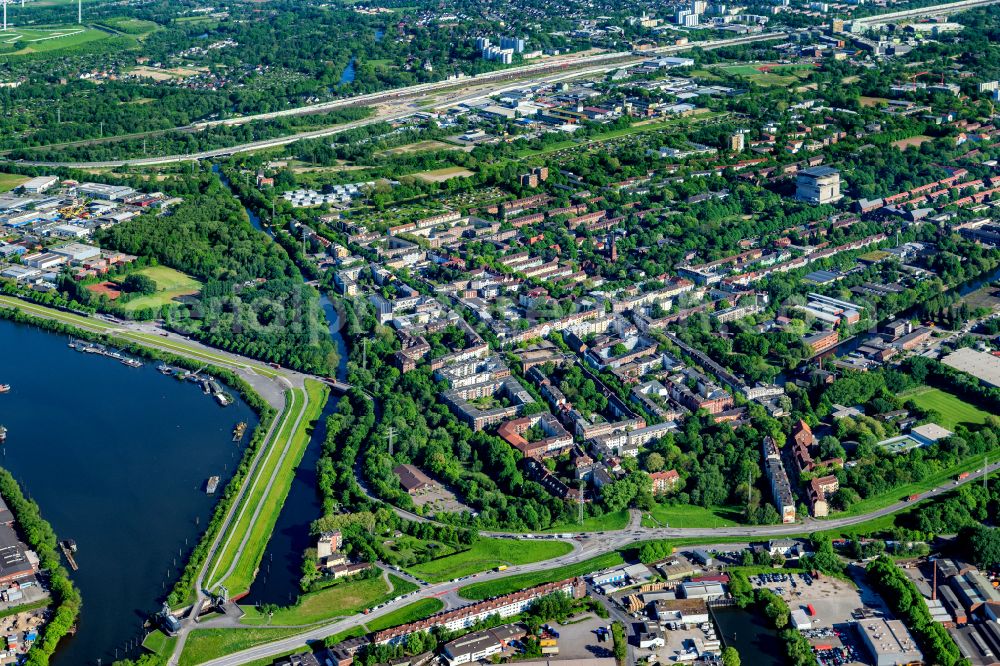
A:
[867,556,963,666]
[95,187,337,373]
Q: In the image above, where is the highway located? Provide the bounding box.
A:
[7,32,786,168]
[852,0,1000,24]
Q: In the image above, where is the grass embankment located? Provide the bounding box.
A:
[406,538,573,583]
[458,552,624,600]
[366,598,444,632]
[119,266,202,312]
[240,574,417,626]
[180,626,310,666]
[209,379,329,594]
[642,504,742,528]
[142,629,178,658]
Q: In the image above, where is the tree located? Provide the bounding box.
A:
[961,525,1000,569]
[645,452,665,473]
[122,273,157,295]
[722,646,742,666]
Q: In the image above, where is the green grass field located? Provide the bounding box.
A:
[240,574,417,626]
[365,598,444,632]
[642,504,742,528]
[180,626,309,666]
[98,17,159,35]
[406,538,572,583]
[0,25,111,56]
[142,629,177,657]
[542,510,630,533]
[458,552,624,600]
[120,265,202,312]
[899,386,992,430]
[0,173,28,192]
[208,380,329,594]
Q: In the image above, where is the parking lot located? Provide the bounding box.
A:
[549,613,616,662]
[751,571,873,666]
[751,571,867,629]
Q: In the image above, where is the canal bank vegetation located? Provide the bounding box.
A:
[208,379,329,596]
[866,556,963,666]
[0,468,81,666]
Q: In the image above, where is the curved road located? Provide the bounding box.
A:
[190,461,1000,666]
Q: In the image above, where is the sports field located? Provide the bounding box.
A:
[119,265,202,312]
[898,386,991,430]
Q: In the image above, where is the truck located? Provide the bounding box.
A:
[495,565,508,572]
[907,494,920,501]
[958,472,971,481]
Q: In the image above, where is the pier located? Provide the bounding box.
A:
[59,541,79,571]
[68,339,143,368]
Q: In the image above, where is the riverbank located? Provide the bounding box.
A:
[0,314,261,665]
[0,469,80,666]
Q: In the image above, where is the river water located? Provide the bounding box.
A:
[0,318,258,666]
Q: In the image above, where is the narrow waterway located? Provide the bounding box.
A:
[0,318,258,666]
[340,58,356,85]
[214,164,351,607]
[244,297,348,606]
[818,263,1000,361]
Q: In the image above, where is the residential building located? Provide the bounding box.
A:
[373,578,586,645]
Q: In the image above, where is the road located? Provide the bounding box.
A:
[191,461,1000,666]
[7,32,786,168]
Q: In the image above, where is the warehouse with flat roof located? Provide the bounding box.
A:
[942,348,1000,388]
[857,618,923,666]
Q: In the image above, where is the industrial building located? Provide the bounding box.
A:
[856,618,923,666]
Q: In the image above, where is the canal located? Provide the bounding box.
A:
[0,317,258,666]
[243,296,348,606]
[214,162,351,608]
